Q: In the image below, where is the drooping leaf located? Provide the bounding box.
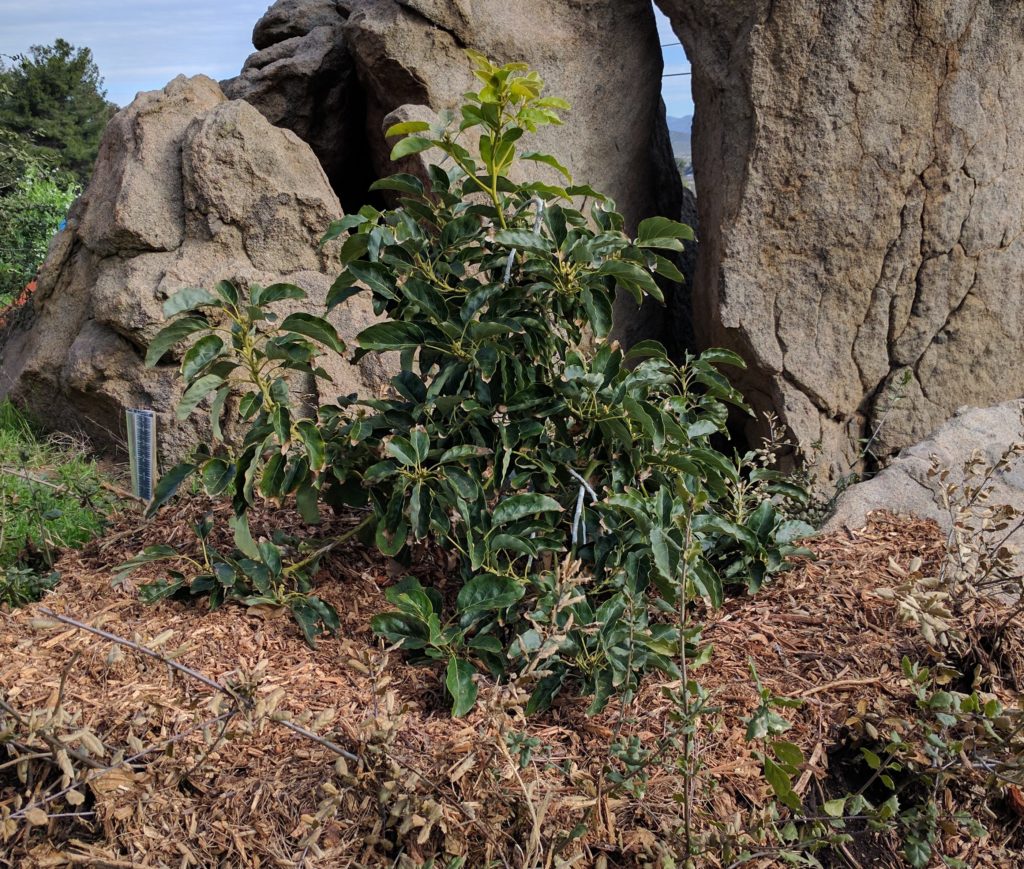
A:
[280,313,346,354]
[521,151,572,181]
[386,436,419,467]
[446,658,478,717]
[296,420,325,471]
[637,216,695,244]
[296,484,320,524]
[162,287,218,317]
[175,374,225,420]
[230,514,261,560]
[148,463,196,516]
[369,174,426,198]
[202,458,234,496]
[253,283,306,305]
[145,317,208,367]
[492,493,563,526]
[181,334,225,381]
[762,756,802,811]
[114,545,181,581]
[357,322,425,352]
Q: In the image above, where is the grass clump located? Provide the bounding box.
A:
[0,400,117,605]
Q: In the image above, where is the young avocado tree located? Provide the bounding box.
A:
[130,53,811,715]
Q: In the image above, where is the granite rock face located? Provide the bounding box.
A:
[252,0,344,50]
[658,0,1024,475]
[0,76,389,459]
[221,0,375,211]
[826,401,1024,553]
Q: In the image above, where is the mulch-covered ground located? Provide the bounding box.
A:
[1,504,1022,868]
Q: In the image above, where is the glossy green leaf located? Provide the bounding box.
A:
[230,514,261,560]
[521,150,572,181]
[771,740,804,769]
[762,757,801,811]
[280,312,346,354]
[202,458,234,496]
[637,216,695,243]
[296,420,326,470]
[457,574,525,616]
[390,136,434,161]
[175,374,225,420]
[253,283,306,305]
[446,658,478,717]
[181,334,225,381]
[148,462,196,516]
[145,317,208,367]
[162,287,218,317]
[386,436,418,467]
[357,322,424,351]
[492,493,563,526]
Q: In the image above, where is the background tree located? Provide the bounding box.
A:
[0,166,78,306]
[0,39,116,184]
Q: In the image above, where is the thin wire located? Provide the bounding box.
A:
[663,72,693,78]
[661,41,683,48]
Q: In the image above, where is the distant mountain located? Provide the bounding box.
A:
[666,115,692,158]
[669,130,691,159]
[666,114,692,134]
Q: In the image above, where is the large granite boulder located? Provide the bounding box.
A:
[0,75,389,460]
[658,0,1024,476]
[826,400,1024,553]
[252,0,344,50]
[221,1,376,211]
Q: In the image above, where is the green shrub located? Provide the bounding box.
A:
[0,564,59,609]
[134,54,811,714]
[0,401,116,603]
[0,166,78,306]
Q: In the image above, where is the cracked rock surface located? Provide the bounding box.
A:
[659,0,1024,475]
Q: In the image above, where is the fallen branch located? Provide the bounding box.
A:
[34,606,487,832]
[38,607,361,763]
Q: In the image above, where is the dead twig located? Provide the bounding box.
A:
[38,606,361,763]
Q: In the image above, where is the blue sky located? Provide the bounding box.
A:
[0,1,694,116]
[654,8,693,118]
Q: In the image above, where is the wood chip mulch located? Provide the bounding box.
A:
[1,506,1022,868]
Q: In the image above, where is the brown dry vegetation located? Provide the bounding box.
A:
[2,505,1023,868]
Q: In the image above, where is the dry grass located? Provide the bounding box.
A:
[1,504,1022,868]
